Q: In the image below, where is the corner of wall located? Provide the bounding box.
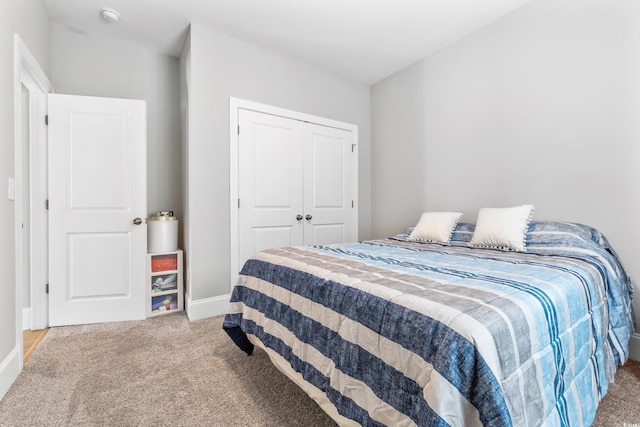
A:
[22,307,31,331]
[628,333,640,362]
[185,292,230,321]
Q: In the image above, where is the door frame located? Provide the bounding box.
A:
[229,97,359,291]
[27,92,49,331]
[13,34,54,352]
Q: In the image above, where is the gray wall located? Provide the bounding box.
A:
[0,0,52,396]
[372,0,640,320]
[51,24,182,230]
[183,24,371,311]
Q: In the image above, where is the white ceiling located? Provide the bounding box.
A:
[42,0,531,85]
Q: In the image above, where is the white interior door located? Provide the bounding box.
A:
[48,94,147,326]
[238,109,305,268]
[303,123,356,245]
[237,107,357,271]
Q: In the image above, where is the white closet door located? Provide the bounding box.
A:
[238,109,305,269]
[237,107,357,272]
[303,123,356,245]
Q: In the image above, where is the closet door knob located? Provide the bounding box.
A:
[132,217,143,225]
[296,215,303,221]
[305,214,312,221]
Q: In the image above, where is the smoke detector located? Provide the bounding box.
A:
[100,7,120,23]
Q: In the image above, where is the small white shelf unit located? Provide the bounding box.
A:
[147,249,183,317]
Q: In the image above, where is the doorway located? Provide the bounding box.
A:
[14,35,54,364]
[15,36,149,334]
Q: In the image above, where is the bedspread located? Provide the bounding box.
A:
[223,222,634,427]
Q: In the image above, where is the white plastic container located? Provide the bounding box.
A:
[148,212,179,253]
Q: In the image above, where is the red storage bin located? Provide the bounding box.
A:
[151,254,178,272]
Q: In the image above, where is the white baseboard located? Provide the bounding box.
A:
[628,333,640,361]
[0,347,21,400]
[185,293,231,321]
[22,307,31,331]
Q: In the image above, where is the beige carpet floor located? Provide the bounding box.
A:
[0,312,637,426]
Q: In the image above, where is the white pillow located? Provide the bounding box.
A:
[408,212,463,243]
[470,205,534,251]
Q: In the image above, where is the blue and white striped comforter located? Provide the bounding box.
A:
[223,222,635,426]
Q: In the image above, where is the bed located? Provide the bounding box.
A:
[223,221,635,426]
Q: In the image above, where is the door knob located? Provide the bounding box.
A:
[305,214,312,221]
[296,214,303,221]
[133,217,143,225]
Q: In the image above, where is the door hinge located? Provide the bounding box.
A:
[45,283,49,294]
[351,144,356,152]
[238,198,240,208]
[352,200,355,208]
[237,125,240,135]
[45,115,48,126]
[45,199,49,210]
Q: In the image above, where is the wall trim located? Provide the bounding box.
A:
[185,293,230,321]
[628,333,640,361]
[0,347,20,400]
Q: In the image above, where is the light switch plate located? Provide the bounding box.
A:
[7,178,15,201]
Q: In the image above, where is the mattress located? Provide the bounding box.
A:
[223,222,635,426]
